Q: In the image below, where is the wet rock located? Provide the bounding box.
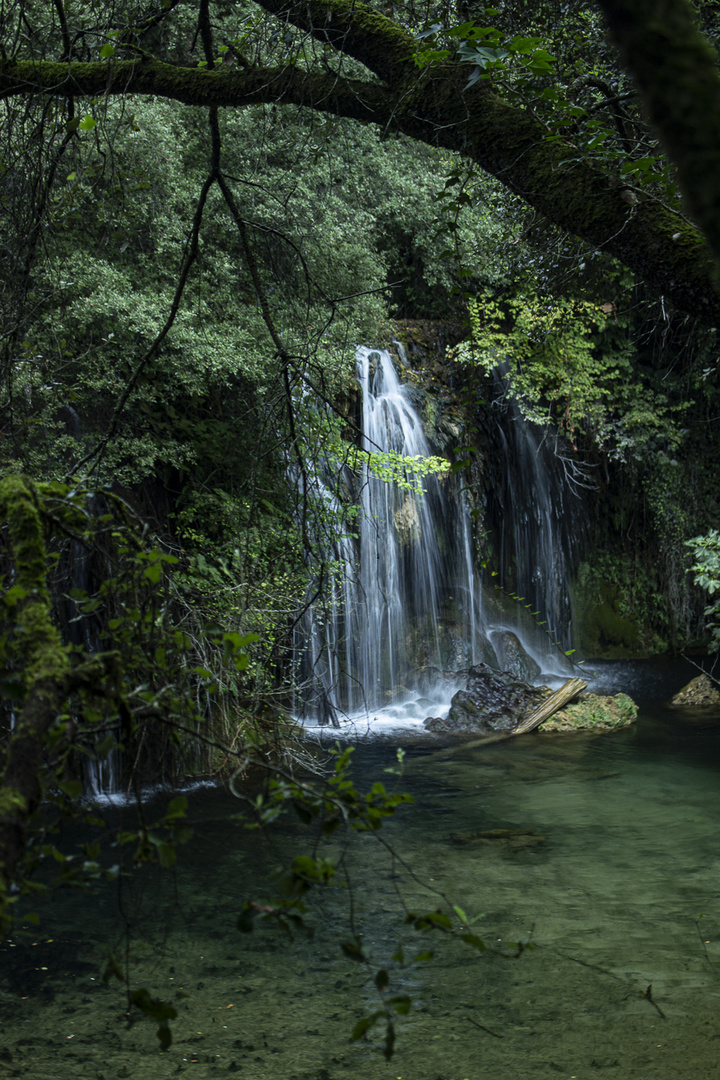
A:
[539,692,637,732]
[394,494,420,546]
[668,674,720,708]
[489,630,541,682]
[424,663,543,734]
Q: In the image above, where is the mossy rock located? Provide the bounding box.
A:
[539,692,638,733]
[577,582,640,655]
[669,674,720,708]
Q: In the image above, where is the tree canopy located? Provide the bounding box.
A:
[1,0,720,325]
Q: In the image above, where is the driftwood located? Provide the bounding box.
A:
[513,677,587,734]
[420,677,587,760]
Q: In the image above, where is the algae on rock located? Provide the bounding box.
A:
[539,692,638,732]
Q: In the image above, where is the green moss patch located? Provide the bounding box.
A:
[540,692,638,733]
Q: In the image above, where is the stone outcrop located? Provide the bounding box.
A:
[539,692,638,732]
[423,664,545,734]
[668,674,720,708]
[423,664,639,737]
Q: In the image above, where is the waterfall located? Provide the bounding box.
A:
[294,347,469,728]
[487,373,588,654]
[295,346,581,735]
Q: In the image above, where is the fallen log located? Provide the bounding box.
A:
[513,677,588,734]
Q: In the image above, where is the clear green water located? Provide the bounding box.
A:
[3,664,720,1080]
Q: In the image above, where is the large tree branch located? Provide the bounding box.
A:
[0,57,389,117]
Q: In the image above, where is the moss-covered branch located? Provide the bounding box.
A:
[0,57,389,119]
[0,476,70,936]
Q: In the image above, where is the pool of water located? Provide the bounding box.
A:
[2,661,720,1080]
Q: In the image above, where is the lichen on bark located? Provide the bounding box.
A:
[0,476,70,937]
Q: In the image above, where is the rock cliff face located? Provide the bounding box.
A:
[388,321,709,662]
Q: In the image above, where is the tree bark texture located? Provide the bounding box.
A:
[597,0,720,267]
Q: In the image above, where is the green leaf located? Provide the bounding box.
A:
[99,43,116,58]
[460,932,487,951]
[78,115,97,132]
[166,796,188,819]
[340,939,367,962]
[351,1011,383,1040]
[412,950,434,963]
[56,778,83,798]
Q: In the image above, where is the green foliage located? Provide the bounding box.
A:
[687,529,720,651]
[574,553,672,657]
[414,20,556,89]
[336,442,450,491]
[413,7,681,208]
[454,291,686,457]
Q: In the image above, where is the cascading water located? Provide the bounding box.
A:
[295,346,582,735]
[295,347,474,729]
[486,369,589,656]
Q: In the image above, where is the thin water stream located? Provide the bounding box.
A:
[2,661,720,1080]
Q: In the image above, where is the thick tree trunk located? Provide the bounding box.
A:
[598,0,720,266]
[0,477,70,937]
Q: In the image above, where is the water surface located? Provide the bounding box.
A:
[2,662,720,1080]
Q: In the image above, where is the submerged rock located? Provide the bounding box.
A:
[539,692,638,733]
[668,674,720,709]
[449,827,546,849]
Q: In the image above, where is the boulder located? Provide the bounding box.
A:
[668,674,720,708]
[539,692,638,733]
[423,663,544,734]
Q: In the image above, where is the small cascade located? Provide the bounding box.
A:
[487,374,588,653]
[295,346,582,734]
